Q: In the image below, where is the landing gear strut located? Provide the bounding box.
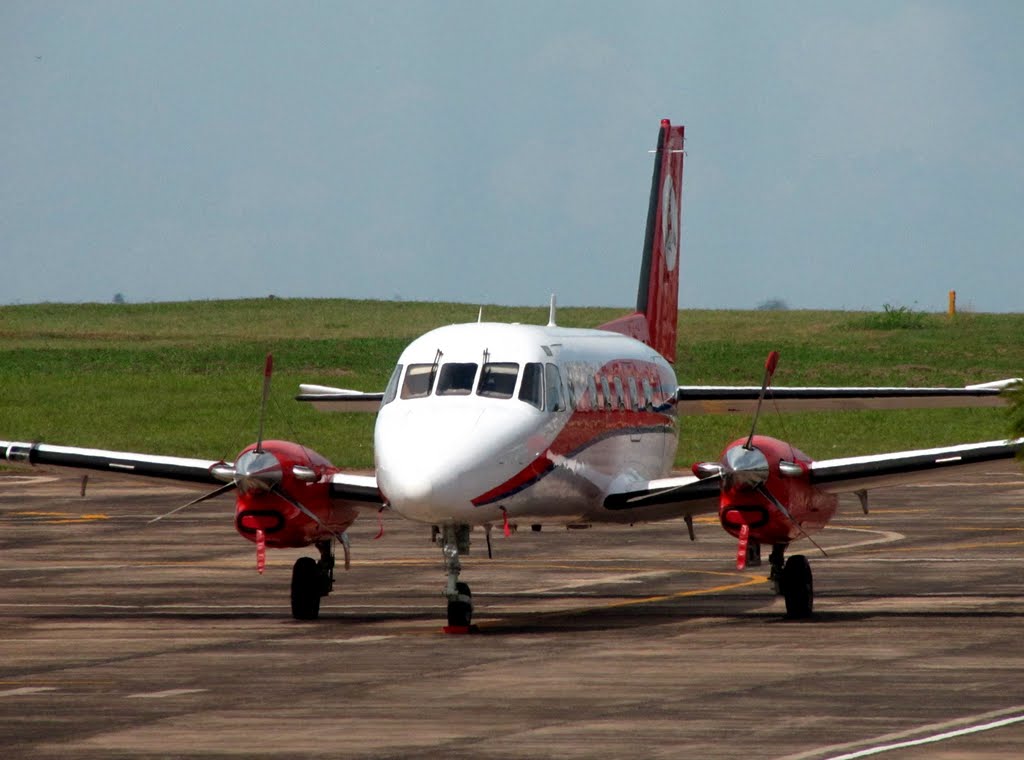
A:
[437,524,473,630]
[769,543,813,619]
[290,539,334,620]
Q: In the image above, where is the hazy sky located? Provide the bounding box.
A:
[3,1,1022,312]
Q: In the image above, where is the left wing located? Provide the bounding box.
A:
[677,378,1019,415]
[328,472,384,507]
[602,474,721,515]
[809,437,1024,493]
[601,437,1023,518]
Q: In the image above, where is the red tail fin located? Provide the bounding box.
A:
[600,119,685,363]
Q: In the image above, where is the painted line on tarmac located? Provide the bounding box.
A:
[780,704,1024,760]
[0,686,58,697]
[126,688,207,699]
[818,526,905,553]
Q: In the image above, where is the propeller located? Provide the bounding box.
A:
[717,351,827,569]
[149,353,289,522]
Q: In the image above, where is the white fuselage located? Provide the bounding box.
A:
[374,322,678,526]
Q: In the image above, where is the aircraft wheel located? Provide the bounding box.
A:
[446,581,473,628]
[782,554,813,619]
[291,556,321,621]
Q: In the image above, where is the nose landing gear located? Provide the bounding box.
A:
[438,524,475,632]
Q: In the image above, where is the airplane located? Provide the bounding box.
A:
[2,119,1022,630]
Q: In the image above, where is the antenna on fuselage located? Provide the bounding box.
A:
[547,294,557,327]
[477,306,483,323]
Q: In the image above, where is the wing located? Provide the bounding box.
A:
[601,473,721,519]
[809,437,1024,493]
[296,384,384,412]
[1,439,224,489]
[328,472,385,507]
[599,436,1023,520]
[677,378,1019,415]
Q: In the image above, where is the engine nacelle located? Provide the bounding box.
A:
[717,435,838,546]
[231,440,357,548]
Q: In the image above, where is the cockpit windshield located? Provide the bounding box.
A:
[401,364,437,399]
[436,363,478,396]
[476,362,519,399]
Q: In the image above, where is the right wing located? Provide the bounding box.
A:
[676,378,1019,415]
[1,439,224,489]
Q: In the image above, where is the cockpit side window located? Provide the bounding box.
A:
[518,362,544,410]
[436,363,479,396]
[545,363,565,412]
[477,362,519,399]
[401,364,437,399]
[382,364,403,406]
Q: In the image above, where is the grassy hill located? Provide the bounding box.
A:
[1,299,1020,468]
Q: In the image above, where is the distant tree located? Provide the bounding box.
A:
[112,293,126,304]
[755,298,788,311]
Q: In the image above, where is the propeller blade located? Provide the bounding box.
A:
[754,483,828,558]
[256,353,273,453]
[745,350,780,450]
[148,481,238,524]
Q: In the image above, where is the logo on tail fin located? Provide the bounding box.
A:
[662,176,679,272]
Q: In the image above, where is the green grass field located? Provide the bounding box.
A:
[1,299,1021,469]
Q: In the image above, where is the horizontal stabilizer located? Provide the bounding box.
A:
[676,380,1019,415]
[296,384,384,412]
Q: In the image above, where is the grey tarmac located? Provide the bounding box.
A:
[1,468,1023,759]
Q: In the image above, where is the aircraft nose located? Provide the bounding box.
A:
[375,407,487,521]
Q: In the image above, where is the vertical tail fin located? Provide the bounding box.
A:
[599,119,685,363]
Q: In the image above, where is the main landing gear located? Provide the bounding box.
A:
[291,539,335,620]
[769,543,813,619]
[437,524,474,631]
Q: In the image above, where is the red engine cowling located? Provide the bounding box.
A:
[231,440,356,549]
[717,435,838,547]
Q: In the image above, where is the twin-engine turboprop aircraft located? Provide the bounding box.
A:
[3,120,1021,628]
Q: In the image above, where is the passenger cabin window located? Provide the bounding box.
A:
[545,363,565,412]
[436,362,478,396]
[382,364,403,406]
[642,378,654,411]
[477,362,519,399]
[401,364,437,399]
[519,362,544,410]
[627,377,639,412]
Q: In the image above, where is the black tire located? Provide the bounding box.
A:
[782,554,813,619]
[446,581,473,627]
[291,556,321,621]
